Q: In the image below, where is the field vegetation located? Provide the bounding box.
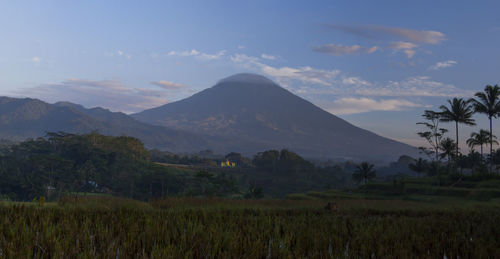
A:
[0,196,498,258]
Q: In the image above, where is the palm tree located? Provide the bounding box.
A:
[440,138,457,163]
[439,98,476,158]
[470,85,500,170]
[352,162,376,184]
[466,129,497,157]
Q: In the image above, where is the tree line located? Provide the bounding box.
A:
[0,132,239,201]
[414,84,500,179]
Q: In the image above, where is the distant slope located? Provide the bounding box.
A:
[133,73,418,161]
[0,97,215,152]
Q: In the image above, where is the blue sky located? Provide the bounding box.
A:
[1,0,500,149]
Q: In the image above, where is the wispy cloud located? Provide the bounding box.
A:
[228,52,472,114]
[17,79,170,113]
[312,44,378,55]
[168,49,226,60]
[323,24,445,59]
[293,75,468,99]
[429,60,457,70]
[230,53,340,86]
[327,97,424,115]
[354,76,470,97]
[387,41,418,58]
[327,25,446,44]
[151,80,186,90]
[230,53,260,64]
[106,50,132,59]
[260,65,340,86]
[230,53,466,98]
[261,54,276,60]
[342,77,371,86]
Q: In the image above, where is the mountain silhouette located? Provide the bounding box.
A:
[133,73,418,161]
[0,96,215,152]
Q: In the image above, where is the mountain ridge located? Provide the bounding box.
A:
[133,73,418,161]
[0,73,418,161]
[0,96,217,152]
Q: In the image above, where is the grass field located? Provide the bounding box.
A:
[0,196,498,258]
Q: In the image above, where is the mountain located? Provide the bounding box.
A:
[0,97,215,152]
[133,73,418,161]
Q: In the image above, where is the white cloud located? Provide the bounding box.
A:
[168,49,199,56]
[230,53,260,63]
[168,49,226,60]
[237,45,246,49]
[312,44,378,55]
[429,60,457,70]
[287,75,468,100]
[230,53,340,86]
[261,54,276,60]
[151,80,186,90]
[199,50,226,60]
[340,76,469,98]
[229,53,466,99]
[387,41,418,58]
[369,76,469,97]
[228,52,429,114]
[342,77,371,86]
[387,41,418,50]
[328,97,424,115]
[260,65,340,86]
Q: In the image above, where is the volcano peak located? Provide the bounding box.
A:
[217,73,276,85]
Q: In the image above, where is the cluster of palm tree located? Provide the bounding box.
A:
[466,129,498,157]
[417,85,500,173]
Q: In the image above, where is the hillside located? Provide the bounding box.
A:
[133,73,418,161]
[0,97,215,152]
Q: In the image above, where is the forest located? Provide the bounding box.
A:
[0,132,240,201]
[0,132,356,201]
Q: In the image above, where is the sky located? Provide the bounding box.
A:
[1,0,500,151]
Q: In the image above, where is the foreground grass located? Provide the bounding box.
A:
[0,197,498,258]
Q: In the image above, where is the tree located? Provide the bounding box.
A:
[408,158,428,177]
[458,150,484,173]
[439,137,458,178]
[439,138,457,163]
[352,162,376,184]
[252,150,280,172]
[439,98,476,157]
[466,129,497,157]
[417,110,448,161]
[470,85,500,171]
[489,149,500,170]
[278,149,313,175]
[225,152,243,163]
